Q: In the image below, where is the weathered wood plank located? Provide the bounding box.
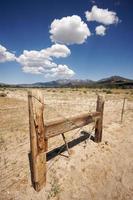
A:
[45,112,100,138]
[35,152,46,191]
[28,91,38,186]
[28,90,47,191]
[121,97,126,123]
[32,90,47,152]
[94,95,104,143]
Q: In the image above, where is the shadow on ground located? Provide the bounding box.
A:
[28,131,94,190]
[46,131,94,161]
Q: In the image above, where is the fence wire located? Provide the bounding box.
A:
[31,95,96,173]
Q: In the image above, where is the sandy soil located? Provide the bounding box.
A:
[0,88,133,200]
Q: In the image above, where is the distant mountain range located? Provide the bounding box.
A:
[0,76,133,89]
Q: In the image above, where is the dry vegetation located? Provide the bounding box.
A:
[0,88,133,200]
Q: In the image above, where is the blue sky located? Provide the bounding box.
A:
[0,0,133,84]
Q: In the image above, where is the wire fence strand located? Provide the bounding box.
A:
[31,95,97,173]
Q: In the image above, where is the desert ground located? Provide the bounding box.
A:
[0,88,133,200]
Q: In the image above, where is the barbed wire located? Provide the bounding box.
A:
[31,95,96,172]
[32,95,93,130]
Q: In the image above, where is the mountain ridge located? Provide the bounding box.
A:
[0,76,133,88]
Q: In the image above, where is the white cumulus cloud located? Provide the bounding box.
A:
[50,15,91,45]
[45,65,75,78]
[43,43,71,58]
[0,44,16,62]
[85,5,119,25]
[17,44,75,78]
[95,25,106,36]
[22,66,44,74]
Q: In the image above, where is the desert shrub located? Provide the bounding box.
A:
[73,88,79,91]
[0,92,7,97]
[47,89,51,92]
[83,90,87,94]
[102,89,107,93]
[0,87,6,92]
[105,90,112,94]
[114,91,120,94]
[8,88,16,91]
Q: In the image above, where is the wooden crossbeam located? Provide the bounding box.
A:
[45,112,100,139]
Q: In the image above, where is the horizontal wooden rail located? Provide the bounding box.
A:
[45,112,100,138]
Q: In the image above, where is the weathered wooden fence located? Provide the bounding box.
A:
[28,90,104,191]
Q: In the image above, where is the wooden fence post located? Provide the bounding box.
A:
[28,90,47,191]
[94,95,104,143]
[121,97,126,123]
